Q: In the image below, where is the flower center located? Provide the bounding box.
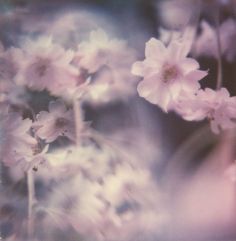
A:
[207,109,215,121]
[161,63,180,83]
[34,58,50,77]
[55,117,68,128]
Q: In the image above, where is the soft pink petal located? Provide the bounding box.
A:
[185,69,208,82]
[145,38,166,59]
[167,41,182,60]
[180,58,200,74]
[131,61,145,76]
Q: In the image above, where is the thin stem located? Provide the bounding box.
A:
[73,97,81,146]
[27,170,35,240]
[215,4,223,90]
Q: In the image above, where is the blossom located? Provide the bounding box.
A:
[0,46,21,81]
[14,36,79,95]
[158,27,182,45]
[0,45,27,106]
[33,100,78,143]
[74,29,138,104]
[175,88,236,134]
[132,38,207,112]
[0,111,37,166]
[76,29,127,73]
[157,0,194,29]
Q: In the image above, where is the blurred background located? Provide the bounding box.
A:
[1,0,236,241]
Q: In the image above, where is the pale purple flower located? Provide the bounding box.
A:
[0,46,22,81]
[176,88,236,134]
[75,29,138,104]
[0,46,27,106]
[14,36,79,95]
[33,100,77,143]
[76,29,127,73]
[157,0,194,29]
[0,112,37,166]
[132,38,207,112]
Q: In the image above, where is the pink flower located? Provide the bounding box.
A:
[76,29,127,73]
[176,88,236,134]
[0,46,22,81]
[14,36,79,95]
[132,38,207,112]
[0,45,27,105]
[75,29,138,103]
[0,112,37,166]
[33,100,77,143]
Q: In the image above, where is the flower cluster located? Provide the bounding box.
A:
[75,29,138,103]
[39,143,165,241]
[132,33,236,134]
[0,111,37,166]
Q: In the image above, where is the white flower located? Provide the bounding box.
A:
[14,36,79,95]
[76,29,127,73]
[0,46,27,106]
[132,38,207,112]
[0,112,37,166]
[75,29,138,103]
[33,100,78,143]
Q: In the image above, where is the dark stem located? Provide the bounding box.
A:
[215,4,223,90]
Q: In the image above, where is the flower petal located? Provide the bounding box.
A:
[145,38,166,59]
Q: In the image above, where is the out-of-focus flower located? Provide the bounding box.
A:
[33,100,78,143]
[21,10,111,49]
[157,0,195,29]
[40,135,166,241]
[132,38,207,112]
[0,46,22,81]
[176,88,236,133]
[158,27,182,45]
[193,19,236,62]
[75,29,138,104]
[0,45,28,107]
[14,36,79,96]
[0,112,37,166]
[76,29,126,73]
